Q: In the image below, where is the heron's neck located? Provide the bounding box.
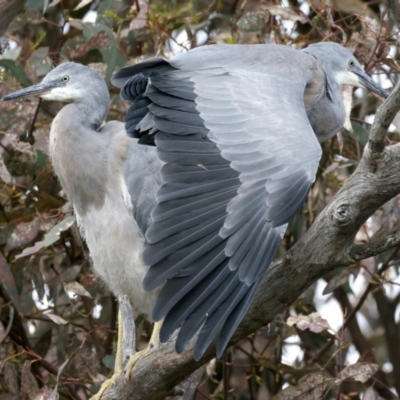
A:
[307,73,346,142]
[49,103,110,215]
[74,98,109,130]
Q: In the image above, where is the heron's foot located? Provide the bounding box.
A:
[124,320,162,380]
[124,347,151,380]
[89,371,120,400]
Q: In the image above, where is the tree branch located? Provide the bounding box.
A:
[367,80,400,163]
[341,231,400,264]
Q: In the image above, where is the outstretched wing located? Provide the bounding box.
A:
[113,46,322,360]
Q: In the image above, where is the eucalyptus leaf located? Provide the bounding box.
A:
[28,47,52,76]
[82,23,125,84]
[15,215,75,259]
[0,60,32,86]
[346,121,369,145]
[102,354,115,370]
[26,0,45,11]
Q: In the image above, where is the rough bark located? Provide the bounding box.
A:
[97,74,400,400]
[0,0,26,37]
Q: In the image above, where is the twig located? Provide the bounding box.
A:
[313,244,400,365]
[222,351,229,399]
[367,80,400,162]
[341,231,400,264]
[27,98,41,145]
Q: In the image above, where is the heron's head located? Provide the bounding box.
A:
[2,62,108,103]
[304,42,389,99]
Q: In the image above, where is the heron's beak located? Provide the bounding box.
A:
[353,66,389,99]
[2,80,60,101]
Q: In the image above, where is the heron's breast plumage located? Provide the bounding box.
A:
[77,184,158,317]
[49,109,158,316]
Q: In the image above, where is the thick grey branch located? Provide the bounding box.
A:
[97,140,400,399]
[0,0,26,37]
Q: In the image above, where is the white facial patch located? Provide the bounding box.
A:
[334,70,361,87]
[341,85,353,131]
[40,86,82,102]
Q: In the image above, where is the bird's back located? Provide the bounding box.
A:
[171,44,345,141]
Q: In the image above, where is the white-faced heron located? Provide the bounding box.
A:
[2,42,388,398]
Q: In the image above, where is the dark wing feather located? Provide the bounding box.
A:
[114,53,322,360]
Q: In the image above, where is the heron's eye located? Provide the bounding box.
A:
[61,75,70,83]
[348,59,355,68]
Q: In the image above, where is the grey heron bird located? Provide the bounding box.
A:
[2,41,388,399]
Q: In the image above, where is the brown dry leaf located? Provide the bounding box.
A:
[206,358,217,377]
[363,387,382,400]
[363,16,384,38]
[262,5,307,23]
[5,219,41,253]
[36,387,55,400]
[3,362,19,395]
[287,312,332,333]
[0,154,13,184]
[45,313,68,325]
[0,253,18,299]
[271,373,330,399]
[50,358,69,400]
[323,269,351,295]
[382,57,400,74]
[7,133,36,159]
[310,0,375,17]
[88,62,107,79]
[130,0,148,30]
[336,362,379,383]
[73,0,93,11]
[323,162,340,176]
[63,281,92,298]
[337,131,344,153]
[0,306,14,344]
[0,360,5,374]
[20,360,39,400]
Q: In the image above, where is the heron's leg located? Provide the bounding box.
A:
[124,320,162,380]
[89,309,124,400]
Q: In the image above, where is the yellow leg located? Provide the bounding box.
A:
[90,310,124,400]
[124,320,162,380]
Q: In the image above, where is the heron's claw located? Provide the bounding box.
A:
[89,372,120,400]
[124,320,161,380]
[124,348,151,380]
